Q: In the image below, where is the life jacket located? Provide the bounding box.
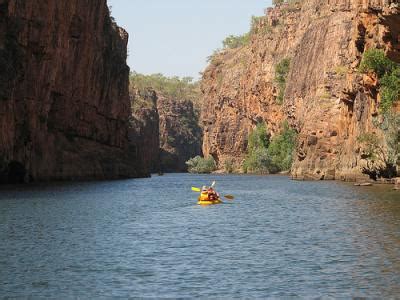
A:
[199,192,209,201]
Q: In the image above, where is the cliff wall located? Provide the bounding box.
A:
[129,74,203,173]
[0,0,146,183]
[158,95,202,172]
[130,89,160,173]
[201,0,400,179]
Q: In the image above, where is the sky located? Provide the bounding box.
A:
[107,0,272,79]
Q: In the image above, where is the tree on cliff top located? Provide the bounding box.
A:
[272,0,285,5]
[222,34,250,49]
[130,72,200,106]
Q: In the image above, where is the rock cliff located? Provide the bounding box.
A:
[0,0,146,183]
[129,73,203,173]
[130,88,160,173]
[158,95,202,172]
[201,0,400,180]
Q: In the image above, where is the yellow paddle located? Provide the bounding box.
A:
[191,187,201,192]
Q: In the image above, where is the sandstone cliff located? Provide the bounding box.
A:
[201,0,400,180]
[130,88,160,173]
[158,95,202,172]
[129,73,203,173]
[0,0,146,183]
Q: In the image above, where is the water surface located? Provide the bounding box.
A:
[1,174,399,298]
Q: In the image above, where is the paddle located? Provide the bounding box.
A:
[191,187,201,192]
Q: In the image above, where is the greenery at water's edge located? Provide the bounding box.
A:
[185,122,297,174]
[186,156,217,174]
[358,49,400,178]
[243,121,297,174]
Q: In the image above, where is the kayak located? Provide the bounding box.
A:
[197,198,222,206]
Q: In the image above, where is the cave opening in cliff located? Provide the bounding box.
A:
[7,161,26,184]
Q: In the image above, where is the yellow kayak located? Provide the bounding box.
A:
[197,197,222,206]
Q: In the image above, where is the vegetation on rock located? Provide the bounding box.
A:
[358,49,400,179]
[274,58,291,104]
[267,121,298,171]
[357,116,399,179]
[186,156,217,174]
[222,34,250,49]
[243,122,297,174]
[359,48,400,112]
[223,158,235,174]
[130,72,200,108]
[273,0,302,7]
[212,15,269,56]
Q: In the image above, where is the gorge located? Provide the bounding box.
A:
[0,0,399,183]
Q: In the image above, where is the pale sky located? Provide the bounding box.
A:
[107,0,272,79]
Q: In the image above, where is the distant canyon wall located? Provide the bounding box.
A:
[158,95,203,172]
[0,0,148,183]
[130,87,202,173]
[201,0,400,180]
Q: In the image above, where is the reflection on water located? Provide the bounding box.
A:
[0,174,399,298]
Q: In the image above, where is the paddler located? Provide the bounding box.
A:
[207,187,219,201]
[199,186,209,201]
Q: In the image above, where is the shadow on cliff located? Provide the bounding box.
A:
[0,161,27,184]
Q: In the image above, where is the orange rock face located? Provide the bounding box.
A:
[201,1,400,180]
[0,0,146,182]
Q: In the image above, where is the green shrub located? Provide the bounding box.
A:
[130,72,200,105]
[273,0,285,5]
[358,49,400,177]
[224,159,234,173]
[222,34,250,49]
[359,49,400,113]
[243,121,297,174]
[243,147,275,174]
[267,121,297,171]
[359,49,395,77]
[380,67,400,113]
[274,58,291,104]
[186,156,216,174]
[220,15,272,51]
[247,122,270,152]
[243,123,271,174]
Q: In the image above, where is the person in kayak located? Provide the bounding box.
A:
[199,186,209,201]
[207,187,220,201]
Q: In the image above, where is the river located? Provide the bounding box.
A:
[0,174,399,298]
